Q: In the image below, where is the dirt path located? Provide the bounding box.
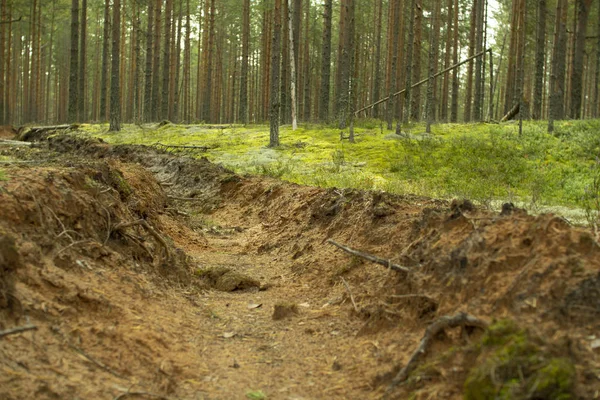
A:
[1,134,599,400]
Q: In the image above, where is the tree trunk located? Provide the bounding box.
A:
[402,0,415,123]
[549,0,568,132]
[464,0,477,122]
[151,0,162,121]
[372,0,383,119]
[287,0,298,130]
[387,0,400,130]
[203,0,215,122]
[594,0,600,117]
[78,0,87,121]
[68,0,79,122]
[427,0,441,133]
[319,0,333,122]
[473,0,485,121]
[144,0,154,122]
[410,4,422,121]
[569,0,593,119]
[109,0,121,131]
[269,0,282,147]
[533,0,546,119]
[0,0,5,124]
[239,0,250,124]
[450,0,459,122]
[161,0,173,120]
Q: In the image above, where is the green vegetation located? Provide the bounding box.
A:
[80,119,600,222]
[465,320,575,400]
[245,390,267,400]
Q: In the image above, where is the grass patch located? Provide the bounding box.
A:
[78,119,600,222]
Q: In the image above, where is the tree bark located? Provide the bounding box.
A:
[533,0,546,119]
[426,0,441,133]
[402,0,415,124]
[569,0,593,119]
[319,0,333,122]
[78,0,87,121]
[68,0,79,122]
[549,0,568,132]
[109,0,121,131]
[450,0,459,122]
[143,0,154,122]
[239,0,250,124]
[287,0,298,130]
[269,0,282,147]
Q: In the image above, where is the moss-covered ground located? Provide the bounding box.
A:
[79,119,600,223]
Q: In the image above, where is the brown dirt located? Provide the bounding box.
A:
[1,133,599,399]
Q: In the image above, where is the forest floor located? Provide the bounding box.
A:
[1,128,600,400]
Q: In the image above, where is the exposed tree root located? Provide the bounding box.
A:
[385,312,488,394]
[112,219,171,262]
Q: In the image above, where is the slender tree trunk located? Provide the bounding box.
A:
[68,0,79,122]
[426,0,441,133]
[403,0,415,123]
[450,0,459,122]
[100,0,110,121]
[371,0,383,119]
[592,1,600,118]
[203,0,215,122]
[570,0,593,119]
[387,0,400,130]
[151,0,162,120]
[0,0,5,124]
[144,0,154,122]
[109,0,121,131]
[473,0,485,121]
[464,0,477,122]
[287,0,298,130]
[533,0,546,119]
[319,0,333,122]
[78,0,87,121]
[239,0,250,124]
[549,0,567,132]
[269,0,282,147]
[410,4,422,121]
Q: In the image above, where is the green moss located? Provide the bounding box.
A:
[75,119,600,221]
[464,320,575,400]
[108,169,132,199]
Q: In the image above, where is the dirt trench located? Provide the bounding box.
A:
[1,133,599,400]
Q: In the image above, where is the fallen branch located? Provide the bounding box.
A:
[340,277,360,313]
[500,103,520,122]
[70,345,128,380]
[112,219,170,261]
[154,143,209,151]
[386,312,487,392]
[0,139,32,147]
[327,239,410,274]
[0,324,37,338]
[387,294,436,302]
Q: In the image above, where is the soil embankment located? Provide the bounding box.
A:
[1,132,599,399]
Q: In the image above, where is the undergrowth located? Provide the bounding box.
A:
[79,119,600,222]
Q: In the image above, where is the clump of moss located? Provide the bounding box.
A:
[108,169,132,199]
[464,320,575,400]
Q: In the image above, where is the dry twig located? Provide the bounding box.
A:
[386,312,487,394]
[70,345,128,380]
[0,324,37,338]
[340,277,360,313]
[112,219,170,261]
[327,239,409,274]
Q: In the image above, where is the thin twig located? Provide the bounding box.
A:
[0,324,37,338]
[386,313,487,394]
[340,277,360,313]
[70,345,128,380]
[112,219,170,261]
[54,239,94,257]
[327,239,410,274]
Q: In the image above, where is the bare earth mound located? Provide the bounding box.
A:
[1,132,598,399]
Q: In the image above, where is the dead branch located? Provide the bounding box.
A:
[387,294,436,302]
[340,277,359,313]
[154,142,209,151]
[70,345,128,380]
[0,16,22,24]
[500,103,520,122]
[54,239,94,257]
[386,312,487,392]
[327,239,410,274]
[0,324,37,338]
[0,139,32,147]
[112,219,170,261]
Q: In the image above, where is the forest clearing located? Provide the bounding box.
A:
[3,0,600,398]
